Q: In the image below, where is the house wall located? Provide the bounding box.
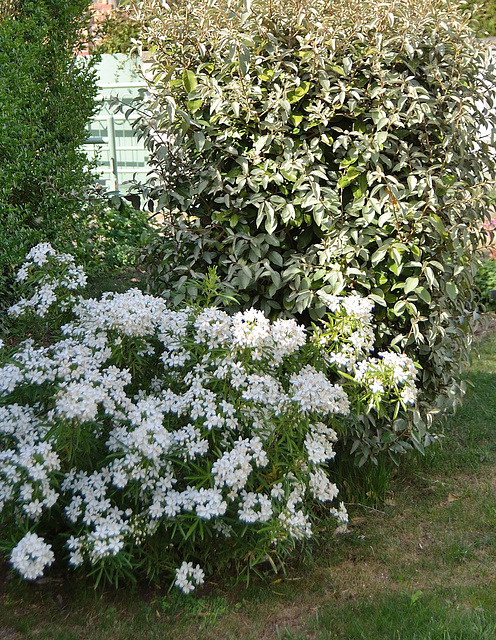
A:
[91,0,119,23]
[90,0,119,34]
[82,54,151,193]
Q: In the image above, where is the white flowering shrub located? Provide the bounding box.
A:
[312,292,421,462]
[0,245,418,589]
[8,242,87,319]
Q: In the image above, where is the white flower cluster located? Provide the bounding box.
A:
[316,291,418,407]
[355,351,418,406]
[174,561,205,594]
[0,404,60,517]
[316,292,375,371]
[9,242,87,318]
[318,292,374,321]
[73,289,167,337]
[212,436,268,492]
[305,422,338,464]
[0,246,353,590]
[17,242,57,274]
[309,468,339,503]
[10,533,55,581]
[276,479,313,540]
[290,366,350,415]
[230,308,306,362]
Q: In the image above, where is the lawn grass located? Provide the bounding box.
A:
[1,331,496,639]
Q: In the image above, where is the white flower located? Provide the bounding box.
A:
[242,373,289,414]
[317,292,342,313]
[212,437,268,492]
[401,384,418,405]
[189,487,227,520]
[378,351,417,383]
[174,561,205,594]
[290,366,350,415]
[231,308,272,356]
[238,491,273,523]
[341,294,374,321]
[22,243,56,268]
[9,244,87,318]
[270,318,306,362]
[55,381,105,422]
[73,289,167,337]
[194,307,232,348]
[10,533,55,580]
[309,468,339,503]
[271,483,285,500]
[369,377,384,395]
[329,501,349,524]
[278,509,312,539]
[305,422,338,464]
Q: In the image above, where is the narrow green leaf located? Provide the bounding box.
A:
[238,266,252,289]
[187,99,202,113]
[313,204,325,227]
[371,247,388,266]
[287,81,311,104]
[368,293,387,306]
[446,281,458,300]
[182,69,197,93]
[404,277,419,294]
[393,300,406,315]
[376,131,388,145]
[193,131,205,152]
[378,211,392,227]
[239,45,250,76]
[416,286,431,304]
[268,250,283,267]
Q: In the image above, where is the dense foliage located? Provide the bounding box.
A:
[92,2,140,55]
[466,0,496,36]
[476,260,496,311]
[0,0,98,304]
[125,0,496,437]
[0,245,418,587]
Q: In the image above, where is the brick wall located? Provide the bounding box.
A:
[79,0,118,55]
[91,0,118,24]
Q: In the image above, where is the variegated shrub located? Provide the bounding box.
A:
[125,0,496,449]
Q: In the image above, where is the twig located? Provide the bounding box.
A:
[347,502,386,514]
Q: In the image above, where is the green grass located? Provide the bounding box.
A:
[310,590,496,639]
[412,334,496,474]
[1,333,496,639]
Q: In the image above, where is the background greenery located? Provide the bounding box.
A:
[476,257,496,310]
[467,0,496,36]
[93,1,140,55]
